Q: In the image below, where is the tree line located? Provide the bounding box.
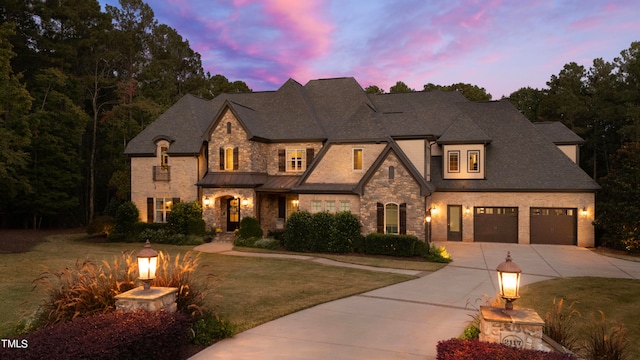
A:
[1,0,250,228]
[1,0,639,246]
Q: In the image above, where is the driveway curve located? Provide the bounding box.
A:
[191,241,640,360]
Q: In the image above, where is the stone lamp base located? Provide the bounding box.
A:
[115,286,178,313]
[479,306,545,351]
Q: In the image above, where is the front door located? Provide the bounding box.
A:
[227,198,240,231]
[447,205,462,241]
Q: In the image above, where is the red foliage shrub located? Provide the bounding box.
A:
[1,310,189,360]
[436,339,577,360]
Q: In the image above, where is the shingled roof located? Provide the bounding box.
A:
[125,77,599,192]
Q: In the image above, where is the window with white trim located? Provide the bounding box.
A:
[325,201,335,213]
[468,150,479,172]
[311,200,322,213]
[286,149,306,172]
[340,201,350,212]
[448,151,460,173]
[155,198,174,223]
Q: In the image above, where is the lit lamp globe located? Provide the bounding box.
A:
[137,240,158,291]
[496,251,522,316]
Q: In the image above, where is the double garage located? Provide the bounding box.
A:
[472,207,577,245]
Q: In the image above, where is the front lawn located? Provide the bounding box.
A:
[0,232,415,336]
[519,277,640,359]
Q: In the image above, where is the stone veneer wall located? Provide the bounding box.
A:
[201,188,256,232]
[359,152,426,242]
[429,191,596,247]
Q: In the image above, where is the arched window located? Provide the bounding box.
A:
[385,203,399,234]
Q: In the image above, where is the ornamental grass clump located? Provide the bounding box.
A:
[28,250,209,331]
[544,298,581,351]
[579,311,629,360]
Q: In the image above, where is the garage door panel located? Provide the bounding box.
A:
[474,207,518,243]
[530,208,576,245]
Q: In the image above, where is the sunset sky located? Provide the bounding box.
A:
[99,0,640,98]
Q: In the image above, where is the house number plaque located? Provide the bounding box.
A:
[500,331,524,349]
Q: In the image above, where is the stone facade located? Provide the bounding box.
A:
[360,152,426,241]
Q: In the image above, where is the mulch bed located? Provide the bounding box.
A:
[0,228,83,254]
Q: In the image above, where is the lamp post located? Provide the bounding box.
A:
[137,240,158,291]
[496,251,521,316]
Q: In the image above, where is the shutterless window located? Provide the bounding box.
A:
[448,151,460,173]
[325,201,335,212]
[287,149,306,172]
[468,150,479,172]
[353,148,363,170]
[340,201,350,212]
[311,200,322,213]
[160,146,169,168]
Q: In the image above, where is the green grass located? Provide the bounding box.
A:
[0,233,415,336]
[519,277,640,358]
[234,246,448,272]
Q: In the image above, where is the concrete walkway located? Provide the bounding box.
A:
[190,241,640,360]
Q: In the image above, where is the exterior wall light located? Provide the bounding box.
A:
[241,198,249,206]
[425,210,432,223]
[496,251,521,316]
[292,199,299,207]
[581,207,587,216]
[137,240,158,291]
[203,197,211,208]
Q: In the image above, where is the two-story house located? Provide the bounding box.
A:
[124,77,600,246]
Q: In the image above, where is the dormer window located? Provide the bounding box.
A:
[160,146,169,168]
[468,150,480,172]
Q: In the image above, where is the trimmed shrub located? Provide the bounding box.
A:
[330,211,361,253]
[310,211,334,252]
[191,310,236,346]
[254,238,280,250]
[86,216,114,236]
[363,233,418,257]
[167,201,203,235]
[0,310,190,360]
[282,211,314,252]
[436,339,577,360]
[110,201,139,241]
[236,216,263,239]
[233,236,258,247]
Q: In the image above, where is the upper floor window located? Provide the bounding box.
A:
[287,149,306,172]
[389,166,395,180]
[160,146,169,168]
[226,122,232,134]
[353,148,363,170]
[220,147,238,170]
[448,151,460,173]
[468,150,480,172]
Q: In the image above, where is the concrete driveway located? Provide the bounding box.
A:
[190,242,640,360]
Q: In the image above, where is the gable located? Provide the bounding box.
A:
[303,143,387,184]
